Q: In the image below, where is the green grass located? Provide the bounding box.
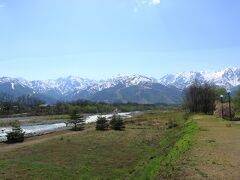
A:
[0,110,198,179]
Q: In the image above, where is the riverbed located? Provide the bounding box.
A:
[0,112,138,142]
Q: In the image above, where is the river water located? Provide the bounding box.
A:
[0,112,137,142]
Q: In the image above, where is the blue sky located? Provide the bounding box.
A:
[0,0,240,80]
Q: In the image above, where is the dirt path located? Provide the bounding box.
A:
[0,130,82,153]
[180,115,240,180]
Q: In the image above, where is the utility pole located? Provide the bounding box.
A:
[220,95,224,119]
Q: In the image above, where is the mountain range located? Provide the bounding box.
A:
[0,67,239,104]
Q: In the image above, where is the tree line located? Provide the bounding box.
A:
[0,93,161,116]
[0,93,44,115]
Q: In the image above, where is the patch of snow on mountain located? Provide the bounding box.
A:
[11,83,15,90]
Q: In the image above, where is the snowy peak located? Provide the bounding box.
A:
[29,76,96,95]
[0,77,30,89]
[107,74,157,87]
[159,67,240,89]
[89,74,158,92]
[159,72,204,89]
[55,76,96,94]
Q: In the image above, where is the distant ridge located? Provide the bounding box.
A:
[0,67,239,104]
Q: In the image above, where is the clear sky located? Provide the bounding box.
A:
[0,0,240,80]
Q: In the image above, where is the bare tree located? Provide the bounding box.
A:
[183,81,216,114]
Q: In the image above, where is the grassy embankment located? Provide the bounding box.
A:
[133,113,198,179]
[0,110,198,179]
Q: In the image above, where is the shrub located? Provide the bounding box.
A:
[6,121,25,143]
[166,119,178,129]
[110,115,125,131]
[96,116,109,131]
[183,110,190,120]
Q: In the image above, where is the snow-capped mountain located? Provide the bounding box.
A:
[0,67,239,104]
[159,67,240,90]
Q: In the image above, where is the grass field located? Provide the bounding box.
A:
[0,110,198,179]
